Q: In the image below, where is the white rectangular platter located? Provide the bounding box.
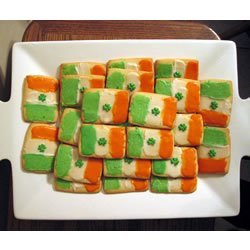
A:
[1,40,250,220]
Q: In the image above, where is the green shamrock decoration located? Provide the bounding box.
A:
[103,104,111,112]
[170,158,179,166]
[151,107,160,116]
[127,83,136,92]
[80,86,86,93]
[208,149,216,158]
[147,138,156,146]
[98,138,107,146]
[178,123,187,132]
[210,101,218,110]
[38,144,46,153]
[173,71,182,78]
[75,159,84,168]
[38,94,46,102]
[175,92,183,101]
[124,158,133,164]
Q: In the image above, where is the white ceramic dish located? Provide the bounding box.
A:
[0,40,249,220]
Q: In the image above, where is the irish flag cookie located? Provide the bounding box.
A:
[174,114,203,146]
[198,127,230,174]
[23,75,59,123]
[152,147,198,178]
[79,124,126,159]
[60,62,106,77]
[151,176,197,193]
[22,124,58,173]
[155,59,199,80]
[54,144,103,183]
[58,108,81,146]
[54,178,102,193]
[199,79,233,127]
[108,58,154,72]
[106,68,154,94]
[103,178,149,194]
[127,127,174,159]
[61,75,105,107]
[104,158,151,179]
[155,78,200,113]
[82,89,129,124]
[129,92,177,129]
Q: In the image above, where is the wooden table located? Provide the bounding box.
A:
[4,20,219,230]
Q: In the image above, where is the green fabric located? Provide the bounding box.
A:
[203,127,228,147]
[82,91,100,122]
[156,63,173,78]
[201,81,231,100]
[151,176,169,193]
[104,178,121,190]
[109,61,125,69]
[25,104,56,122]
[106,71,125,89]
[80,125,96,155]
[61,78,80,106]
[105,159,122,176]
[155,79,173,96]
[55,178,71,189]
[127,128,144,157]
[62,64,78,75]
[23,154,54,172]
[152,160,167,175]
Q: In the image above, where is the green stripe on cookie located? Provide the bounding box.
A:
[104,178,121,190]
[105,159,122,176]
[106,71,125,89]
[62,64,78,75]
[151,176,169,193]
[156,64,173,78]
[155,79,173,96]
[152,160,167,175]
[23,154,54,171]
[127,128,144,157]
[61,78,80,106]
[130,94,150,125]
[203,127,228,147]
[55,178,71,190]
[25,104,57,122]
[55,144,73,178]
[201,81,231,100]
[80,125,96,155]
[109,61,125,69]
[82,91,100,122]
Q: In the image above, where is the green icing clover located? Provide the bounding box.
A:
[127,83,136,92]
[151,107,160,116]
[38,94,46,102]
[98,137,107,146]
[175,92,183,101]
[75,159,84,168]
[170,158,179,166]
[124,158,133,164]
[147,138,156,146]
[173,71,182,78]
[210,101,218,110]
[178,123,187,132]
[103,104,111,112]
[80,86,86,93]
[38,144,46,153]
[208,149,216,158]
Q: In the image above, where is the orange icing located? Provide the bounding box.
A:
[159,130,173,158]
[139,72,154,92]
[90,78,105,88]
[31,126,58,141]
[27,76,59,92]
[188,114,203,146]
[84,182,101,192]
[85,158,103,184]
[181,148,197,177]
[198,158,228,173]
[184,61,198,80]
[200,110,228,127]
[131,179,148,191]
[186,81,200,113]
[139,59,153,72]
[109,127,125,158]
[112,91,129,123]
[162,97,177,128]
[135,159,151,179]
[182,177,197,193]
[90,65,106,76]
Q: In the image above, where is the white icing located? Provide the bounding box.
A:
[173,60,186,78]
[174,114,190,145]
[126,62,139,71]
[98,90,115,123]
[200,96,231,114]
[125,71,140,93]
[198,145,230,159]
[77,77,91,105]
[166,147,182,178]
[73,118,82,144]
[122,159,136,177]
[25,88,58,105]
[72,182,85,192]
[95,126,109,157]
[143,129,160,157]
[172,79,187,112]
[168,178,182,192]
[79,63,91,75]
[120,179,134,191]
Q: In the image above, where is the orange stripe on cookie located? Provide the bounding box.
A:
[186,81,200,113]
[159,130,174,158]
[90,65,106,76]
[84,182,101,193]
[200,110,229,127]
[85,158,103,184]
[139,59,153,72]
[90,78,105,88]
[31,126,58,141]
[27,76,59,92]
[139,72,154,92]
[131,179,148,191]
[181,148,197,178]
[198,158,228,173]
[184,61,199,80]
[188,114,203,146]
[112,91,129,123]
[109,127,125,158]
[135,159,151,179]
[162,97,177,128]
[181,177,197,193]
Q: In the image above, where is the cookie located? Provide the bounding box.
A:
[54,178,102,193]
[155,78,200,113]
[104,158,151,179]
[127,127,174,159]
[22,123,58,173]
[103,178,148,194]
[174,114,203,146]
[23,75,59,123]
[152,147,198,178]
[198,127,230,174]
[60,62,106,77]
[151,176,197,193]
[79,124,126,158]
[108,58,153,72]
[58,108,81,146]
[82,88,129,124]
[128,92,177,129]
[60,75,105,107]
[155,59,199,80]
[199,79,233,127]
[106,68,154,94]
